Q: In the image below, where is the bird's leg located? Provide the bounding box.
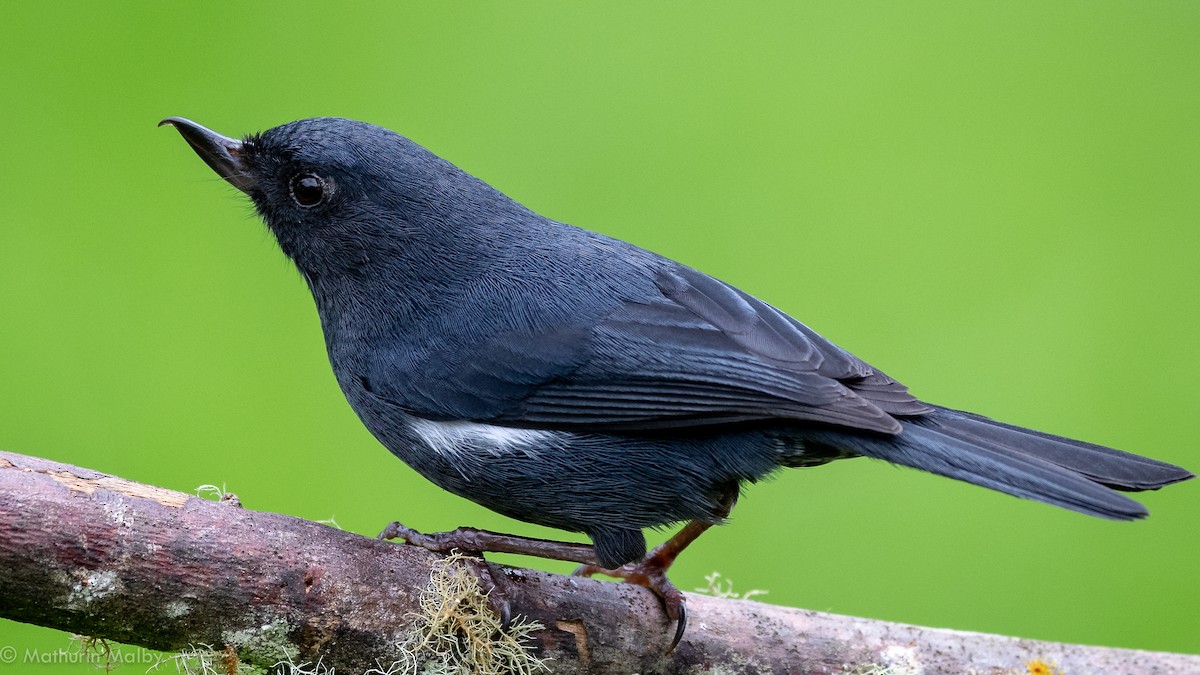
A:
[379,484,737,650]
[573,486,739,651]
[377,521,603,628]
[571,519,709,650]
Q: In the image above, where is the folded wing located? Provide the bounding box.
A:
[389,264,928,435]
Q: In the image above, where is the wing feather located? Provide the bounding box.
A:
[384,263,926,435]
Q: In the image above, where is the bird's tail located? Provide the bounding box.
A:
[801,406,1193,520]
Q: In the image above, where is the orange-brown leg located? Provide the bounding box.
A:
[573,488,738,651]
[573,519,713,650]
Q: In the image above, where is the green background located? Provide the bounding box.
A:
[2,2,1197,670]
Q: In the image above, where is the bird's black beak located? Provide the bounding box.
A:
[159,117,256,194]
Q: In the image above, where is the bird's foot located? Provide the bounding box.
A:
[379,521,599,562]
[572,514,727,652]
[377,521,512,628]
[379,520,700,649]
[379,521,494,555]
[574,555,687,651]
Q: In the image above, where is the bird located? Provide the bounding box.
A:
[162,116,1193,649]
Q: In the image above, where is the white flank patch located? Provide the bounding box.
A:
[409,418,554,460]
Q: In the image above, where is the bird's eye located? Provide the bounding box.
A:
[289,173,327,208]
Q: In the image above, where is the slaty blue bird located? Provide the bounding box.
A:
[162,116,1193,649]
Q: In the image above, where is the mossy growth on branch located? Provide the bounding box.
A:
[378,553,548,675]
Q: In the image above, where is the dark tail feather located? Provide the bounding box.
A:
[924,406,1193,491]
[801,407,1193,521]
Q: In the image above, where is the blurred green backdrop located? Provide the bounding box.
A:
[1,2,1197,670]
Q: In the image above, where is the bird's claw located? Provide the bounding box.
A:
[671,602,687,651]
[572,559,688,651]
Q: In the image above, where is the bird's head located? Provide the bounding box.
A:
[161,117,527,286]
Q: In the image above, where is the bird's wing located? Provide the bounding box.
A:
[384,264,930,435]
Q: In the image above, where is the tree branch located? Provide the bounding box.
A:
[0,450,1194,674]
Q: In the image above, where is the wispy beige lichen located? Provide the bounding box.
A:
[372,553,548,675]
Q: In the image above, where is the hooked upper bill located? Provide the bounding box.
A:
[159,117,255,193]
